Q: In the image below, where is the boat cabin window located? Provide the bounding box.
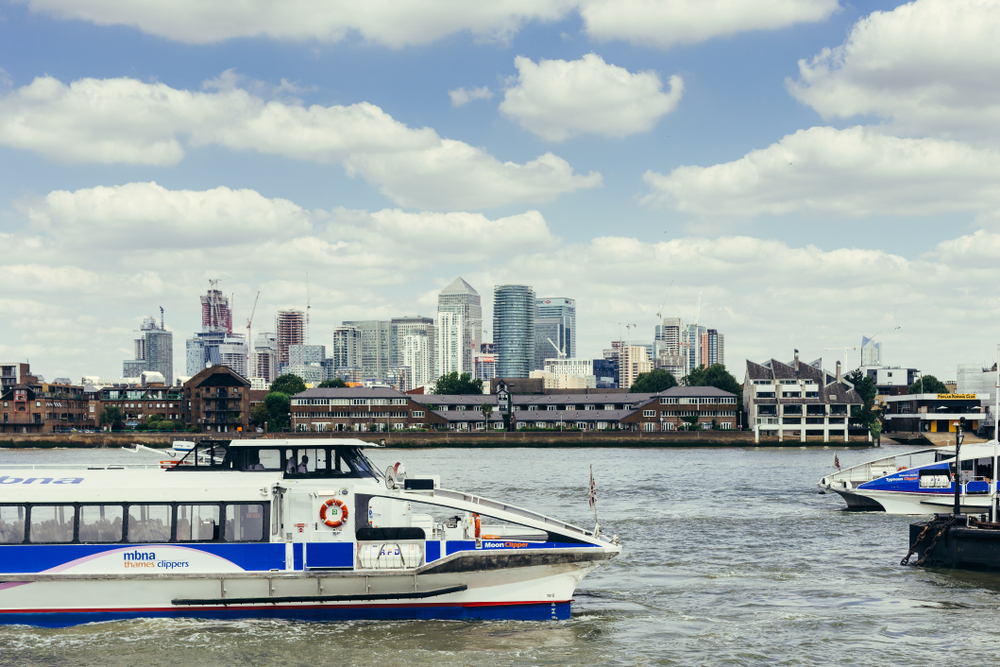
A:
[79,504,123,543]
[176,504,220,542]
[0,506,26,544]
[225,503,264,541]
[283,447,328,475]
[176,441,229,469]
[0,503,269,544]
[240,448,283,471]
[128,504,172,543]
[29,505,75,543]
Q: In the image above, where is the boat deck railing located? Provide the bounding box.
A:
[430,487,592,537]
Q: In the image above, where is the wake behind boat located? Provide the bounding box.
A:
[819,442,1000,515]
[0,438,620,627]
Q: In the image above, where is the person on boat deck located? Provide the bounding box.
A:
[297,455,309,474]
[246,451,265,471]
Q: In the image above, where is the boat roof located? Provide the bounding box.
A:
[208,438,379,449]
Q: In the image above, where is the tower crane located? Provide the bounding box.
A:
[548,338,566,360]
[246,291,260,376]
[655,280,674,321]
[824,346,857,373]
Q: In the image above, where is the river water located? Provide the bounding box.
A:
[1,444,998,667]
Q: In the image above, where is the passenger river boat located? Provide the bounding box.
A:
[0,439,620,627]
[819,442,999,515]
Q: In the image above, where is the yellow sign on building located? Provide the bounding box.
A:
[937,394,977,400]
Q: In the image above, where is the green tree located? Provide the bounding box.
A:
[908,375,949,395]
[156,420,176,431]
[99,406,124,431]
[683,364,741,396]
[250,403,269,427]
[630,369,678,393]
[481,403,493,428]
[270,374,306,396]
[432,372,484,395]
[264,392,291,431]
[147,414,163,425]
[846,369,880,431]
[319,378,348,388]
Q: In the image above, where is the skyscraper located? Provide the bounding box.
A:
[534,297,575,370]
[390,315,435,375]
[437,277,482,378]
[332,325,361,371]
[436,311,464,376]
[123,313,173,385]
[493,284,535,379]
[342,320,391,380]
[276,310,305,372]
[252,332,277,383]
[200,283,232,334]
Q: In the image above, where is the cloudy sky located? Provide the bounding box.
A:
[2,0,999,384]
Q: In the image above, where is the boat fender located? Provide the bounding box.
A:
[320,498,349,528]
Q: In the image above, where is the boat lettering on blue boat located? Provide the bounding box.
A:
[0,476,83,484]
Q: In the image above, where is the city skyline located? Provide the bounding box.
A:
[2,0,997,383]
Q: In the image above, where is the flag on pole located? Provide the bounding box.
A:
[589,465,597,509]
[834,453,841,471]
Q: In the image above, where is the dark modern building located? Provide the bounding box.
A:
[534,297,575,370]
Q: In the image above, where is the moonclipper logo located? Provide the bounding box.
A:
[483,541,530,549]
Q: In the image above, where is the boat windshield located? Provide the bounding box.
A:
[345,447,382,481]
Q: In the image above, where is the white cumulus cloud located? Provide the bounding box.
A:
[500,53,682,141]
[787,0,1000,143]
[18,182,312,248]
[641,126,1000,220]
[578,0,840,49]
[449,86,494,107]
[0,75,600,209]
[12,0,838,48]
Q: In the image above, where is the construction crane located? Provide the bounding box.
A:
[655,280,674,321]
[246,291,260,375]
[548,338,566,360]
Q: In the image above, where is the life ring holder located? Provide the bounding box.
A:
[320,498,349,528]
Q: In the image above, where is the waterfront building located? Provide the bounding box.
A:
[494,284,535,379]
[437,278,482,377]
[0,372,89,434]
[883,392,987,434]
[289,387,448,432]
[743,351,863,443]
[276,310,305,372]
[182,365,250,434]
[0,363,28,396]
[342,320,391,380]
[541,358,597,388]
[534,297,575,370]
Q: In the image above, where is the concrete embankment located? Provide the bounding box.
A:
[0,431,875,449]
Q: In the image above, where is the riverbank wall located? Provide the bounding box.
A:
[0,431,879,449]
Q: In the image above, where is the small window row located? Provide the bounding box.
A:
[0,502,268,545]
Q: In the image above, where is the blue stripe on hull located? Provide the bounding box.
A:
[0,601,571,627]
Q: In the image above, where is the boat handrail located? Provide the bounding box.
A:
[430,487,592,537]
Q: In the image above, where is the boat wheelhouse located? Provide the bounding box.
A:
[0,439,620,627]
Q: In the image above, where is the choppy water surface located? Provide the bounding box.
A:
[2,444,998,667]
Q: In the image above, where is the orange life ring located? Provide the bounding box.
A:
[473,513,481,539]
[897,466,907,472]
[319,498,349,528]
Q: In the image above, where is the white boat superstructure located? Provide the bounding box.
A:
[0,438,620,626]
